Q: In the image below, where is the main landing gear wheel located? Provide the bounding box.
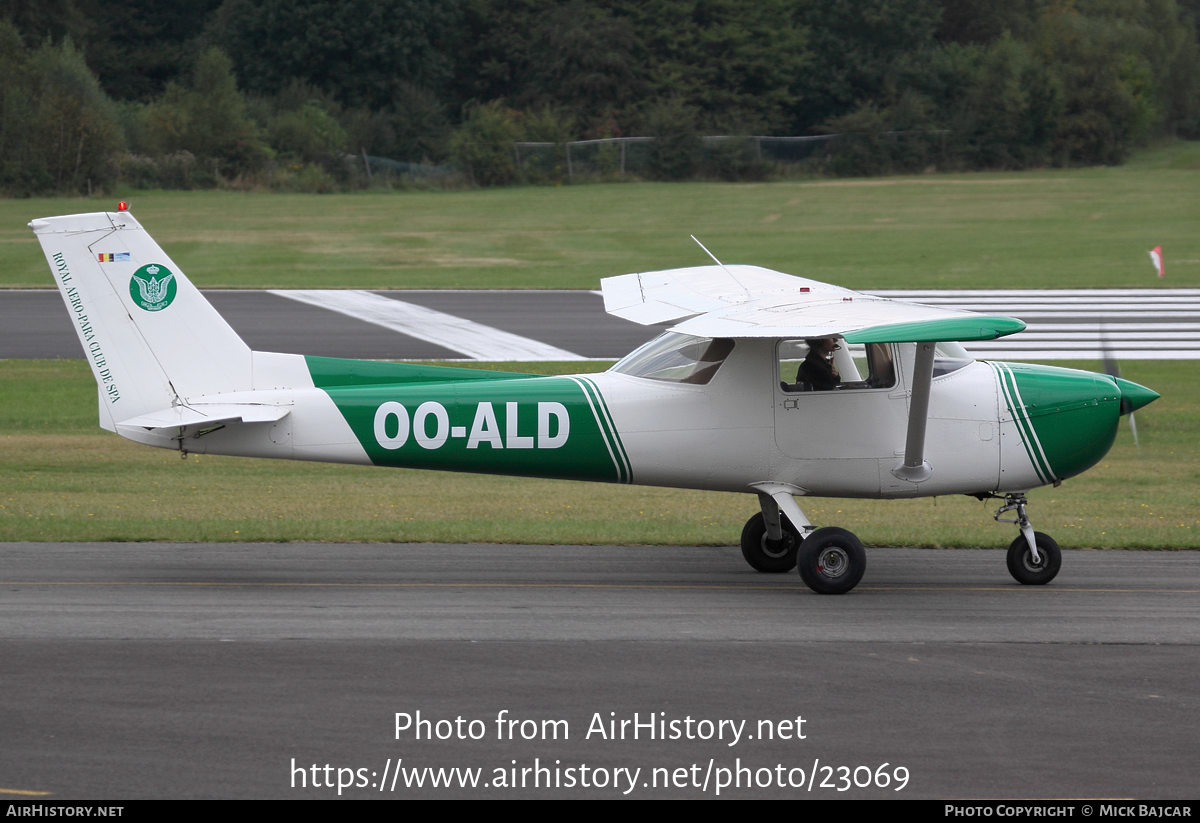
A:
[740,512,801,573]
[797,527,866,594]
[1006,532,1061,585]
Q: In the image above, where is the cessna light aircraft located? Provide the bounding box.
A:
[31,207,1160,594]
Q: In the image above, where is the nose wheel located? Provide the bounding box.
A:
[995,494,1061,585]
[1006,532,1061,585]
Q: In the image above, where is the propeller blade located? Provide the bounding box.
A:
[1100,324,1138,448]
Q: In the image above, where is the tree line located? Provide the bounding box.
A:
[2,0,1198,195]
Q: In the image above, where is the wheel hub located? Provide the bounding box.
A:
[1021,550,1046,573]
[816,546,848,578]
[760,534,794,559]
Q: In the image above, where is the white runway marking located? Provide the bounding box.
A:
[270,289,585,361]
[872,289,1200,360]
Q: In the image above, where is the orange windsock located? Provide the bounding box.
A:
[1149,245,1165,278]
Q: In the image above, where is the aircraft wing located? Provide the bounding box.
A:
[601,265,1024,342]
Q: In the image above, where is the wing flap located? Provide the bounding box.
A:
[602,270,731,324]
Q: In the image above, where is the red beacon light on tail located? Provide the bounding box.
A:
[117,201,128,212]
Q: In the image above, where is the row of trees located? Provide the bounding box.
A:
[2,0,1199,195]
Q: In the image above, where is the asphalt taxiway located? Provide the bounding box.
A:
[2,543,1197,798]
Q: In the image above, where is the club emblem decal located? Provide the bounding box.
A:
[129,264,177,311]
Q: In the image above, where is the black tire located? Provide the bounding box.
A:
[797,527,866,594]
[740,512,801,573]
[1006,532,1061,585]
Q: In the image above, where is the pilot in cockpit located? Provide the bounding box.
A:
[796,337,841,391]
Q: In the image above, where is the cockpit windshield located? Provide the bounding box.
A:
[933,341,974,376]
[610,333,735,385]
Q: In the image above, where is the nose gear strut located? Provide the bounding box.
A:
[994,493,1039,563]
[989,492,1062,585]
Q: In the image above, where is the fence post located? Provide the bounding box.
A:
[566,143,573,180]
[620,140,626,178]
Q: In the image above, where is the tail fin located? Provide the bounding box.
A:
[29,210,252,431]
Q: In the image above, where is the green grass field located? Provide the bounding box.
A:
[2,359,1196,548]
[4,141,1198,290]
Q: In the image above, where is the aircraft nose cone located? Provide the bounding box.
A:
[1113,377,1160,415]
[994,362,1127,483]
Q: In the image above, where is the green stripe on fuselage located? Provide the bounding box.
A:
[317,368,621,483]
[994,363,1052,484]
[574,376,631,483]
[304,355,533,389]
[584,377,631,480]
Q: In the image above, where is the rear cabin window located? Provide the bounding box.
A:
[778,340,896,392]
[610,333,735,385]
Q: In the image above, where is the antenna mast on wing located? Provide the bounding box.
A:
[690,235,753,300]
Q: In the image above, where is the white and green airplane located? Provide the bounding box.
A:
[31,207,1160,594]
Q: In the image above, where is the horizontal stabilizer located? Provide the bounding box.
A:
[117,404,289,435]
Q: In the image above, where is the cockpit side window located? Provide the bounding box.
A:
[610,333,735,385]
[779,339,897,393]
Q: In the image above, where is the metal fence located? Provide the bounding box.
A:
[511,132,951,181]
[513,136,656,180]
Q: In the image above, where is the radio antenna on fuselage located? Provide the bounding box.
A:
[691,235,752,300]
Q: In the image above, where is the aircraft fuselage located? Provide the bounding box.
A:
[125,340,1131,503]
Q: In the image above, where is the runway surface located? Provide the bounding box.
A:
[4,288,1200,361]
[2,543,1198,798]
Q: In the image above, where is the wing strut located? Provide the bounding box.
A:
[891,342,935,483]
